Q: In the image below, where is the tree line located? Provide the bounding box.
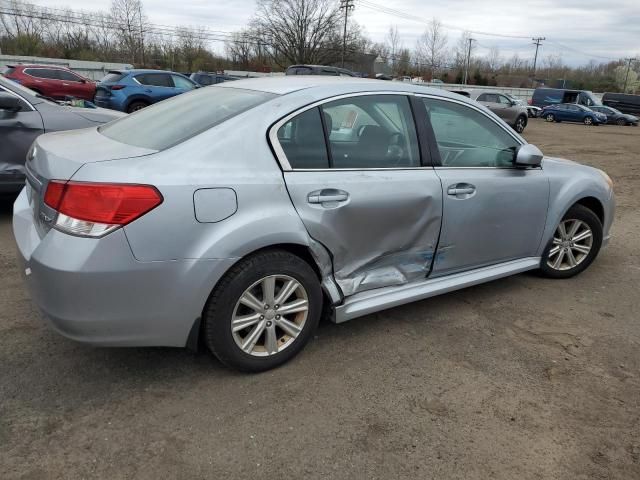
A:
[0,0,637,92]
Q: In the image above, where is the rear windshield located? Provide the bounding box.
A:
[101,72,126,83]
[99,86,276,150]
[1,66,15,75]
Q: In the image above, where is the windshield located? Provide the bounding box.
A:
[99,86,277,150]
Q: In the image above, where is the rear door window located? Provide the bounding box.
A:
[58,70,83,82]
[277,108,330,169]
[135,73,173,87]
[25,68,60,80]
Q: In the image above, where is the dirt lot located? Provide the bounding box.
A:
[1,119,639,479]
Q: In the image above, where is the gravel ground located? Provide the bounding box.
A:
[1,119,639,479]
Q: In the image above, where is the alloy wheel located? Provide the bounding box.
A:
[547,219,593,271]
[231,275,309,357]
[546,114,555,122]
[516,117,526,133]
[584,116,593,125]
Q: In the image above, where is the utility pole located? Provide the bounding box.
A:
[623,57,636,92]
[462,37,474,85]
[531,37,545,87]
[340,0,355,68]
[138,3,146,67]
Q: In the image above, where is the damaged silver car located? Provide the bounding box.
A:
[14,77,615,372]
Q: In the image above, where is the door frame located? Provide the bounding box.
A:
[268,91,435,171]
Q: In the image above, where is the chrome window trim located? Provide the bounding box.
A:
[268,91,425,172]
[0,84,36,112]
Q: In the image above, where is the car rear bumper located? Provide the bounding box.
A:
[13,189,237,347]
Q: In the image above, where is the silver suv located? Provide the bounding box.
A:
[14,77,614,372]
[455,89,529,133]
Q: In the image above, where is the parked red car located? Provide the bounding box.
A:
[1,64,96,101]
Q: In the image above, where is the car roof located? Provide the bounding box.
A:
[121,69,186,75]
[11,64,73,70]
[217,76,466,98]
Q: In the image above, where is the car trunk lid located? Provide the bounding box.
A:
[25,127,156,237]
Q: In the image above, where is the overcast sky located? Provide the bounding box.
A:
[33,0,640,66]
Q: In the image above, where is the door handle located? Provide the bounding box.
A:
[447,184,476,196]
[308,189,349,204]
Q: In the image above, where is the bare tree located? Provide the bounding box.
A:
[110,0,148,64]
[486,46,501,72]
[386,25,401,73]
[226,30,254,68]
[251,0,343,68]
[453,31,473,69]
[415,18,447,78]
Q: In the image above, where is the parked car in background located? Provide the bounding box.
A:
[504,94,541,118]
[190,72,241,86]
[1,64,96,101]
[94,69,198,113]
[285,65,356,76]
[0,76,123,193]
[542,103,607,125]
[602,92,640,116]
[465,90,529,133]
[532,88,600,108]
[589,105,638,126]
[13,77,614,372]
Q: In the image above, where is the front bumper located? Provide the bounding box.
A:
[13,189,237,347]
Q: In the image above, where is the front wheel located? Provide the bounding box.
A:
[539,205,603,279]
[583,116,594,125]
[203,250,322,372]
[514,115,527,133]
[545,113,555,122]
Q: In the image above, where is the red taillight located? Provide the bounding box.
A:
[110,85,126,90]
[45,180,162,227]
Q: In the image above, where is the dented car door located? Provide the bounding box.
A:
[275,93,443,296]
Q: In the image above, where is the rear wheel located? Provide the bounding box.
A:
[203,250,322,372]
[127,100,149,113]
[545,113,555,122]
[583,116,594,125]
[616,118,626,126]
[539,205,603,279]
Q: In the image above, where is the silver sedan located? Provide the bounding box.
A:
[13,77,615,372]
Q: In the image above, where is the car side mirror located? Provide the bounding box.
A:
[0,93,22,113]
[515,144,543,167]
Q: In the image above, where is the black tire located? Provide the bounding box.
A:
[514,115,527,133]
[203,250,322,372]
[127,100,149,113]
[583,116,594,126]
[539,204,603,279]
[616,118,626,126]
[545,113,555,122]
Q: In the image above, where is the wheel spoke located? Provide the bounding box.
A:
[572,229,592,243]
[262,276,276,306]
[566,249,577,267]
[278,299,309,316]
[572,244,591,255]
[552,249,565,269]
[276,317,302,338]
[275,279,299,306]
[232,313,262,332]
[557,222,568,239]
[552,237,563,245]
[241,320,266,353]
[567,220,581,238]
[264,324,278,354]
[240,291,264,313]
[548,245,562,257]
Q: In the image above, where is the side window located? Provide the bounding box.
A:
[0,88,30,112]
[58,70,82,82]
[479,93,498,103]
[172,75,195,90]
[423,98,520,168]
[320,95,420,169]
[277,108,329,169]
[26,68,59,80]
[136,74,173,87]
[497,95,512,105]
